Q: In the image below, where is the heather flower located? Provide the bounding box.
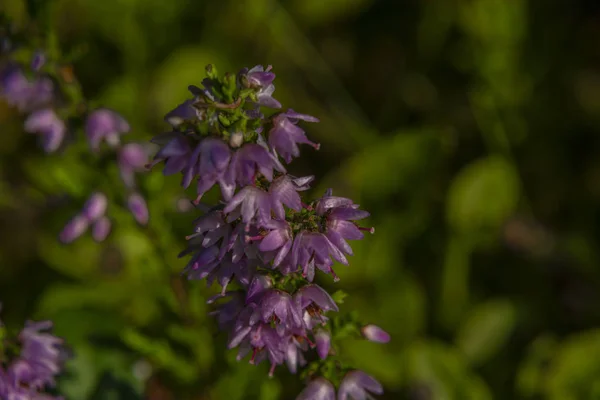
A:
[338,370,383,400]
[226,142,285,187]
[127,193,149,225]
[259,289,303,332]
[58,215,88,244]
[289,232,348,281]
[187,138,232,201]
[297,377,336,400]
[294,284,339,314]
[208,291,246,331]
[315,329,331,359]
[246,275,273,304]
[31,51,45,71]
[0,65,53,112]
[23,108,66,153]
[81,192,108,222]
[258,219,293,267]
[164,99,198,127]
[148,132,195,181]
[361,325,390,344]
[223,186,272,225]
[269,175,304,219]
[92,216,111,242]
[269,109,320,163]
[17,321,64,388]
[242,65,281,109]
[85,108,130,151]
[284,335,308,373]
[118,143,149,188]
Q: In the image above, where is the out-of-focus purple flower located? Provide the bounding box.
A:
[0,65,54,112]
[148,132,195,184]
[92,217,111,242]
[23,108,66,153]
[297,377,336,400]
[31,52,46,71]
[164,99,198,127]
[224,186,272,225]
[118,143,149,188]
[58,215,88,244]
[226,143,285,187]
[81,192,108,222]
[338,370,383,400]
[127,193,149,225]
[315,330,331,360]
[284,336,307,374]
[85,108,130,151]
[187,138,232,201]
[361,325,390,344]
[269,109,320,163]
[17,320,65,388]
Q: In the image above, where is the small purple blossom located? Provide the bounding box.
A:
[297,377,336,400]
[361,325,390,344]
[24,108,66,153]
[315,329,331,360]
[92,216,111,242]
[269,109,320,163]
[243,65,281,109]
[187,138,232,202]
[127,193,149,225]
[224,186,272,225]
[31,51,46,71]
[58,215,88,244]
[164,99,198,127]
[85,108,130,151]
[81,192,108,222]
[118,143,149,188]
[148,132,195,179]
[226,142,285,187]
[338,370,383,400]
[0,65,54,112]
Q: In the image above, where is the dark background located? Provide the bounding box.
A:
[1,0,600,399]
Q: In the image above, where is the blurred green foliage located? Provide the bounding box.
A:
[1,0,600,399]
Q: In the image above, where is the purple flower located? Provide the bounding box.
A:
[17,321,65,388]
[243,65,281,109]
[186,138,232,202]
[31,52,46,71]
[164,99,198,126]
[259,289,303,332]
[85,108,130,151]
[297,377,336,400]
[268,109,320,163]
[127,193,149,225]
[58,215,88,244]
[338,370,383,400]
[246,275,273,304]
[258,220,293,267]
[295,284,339,315]
[288,232,348,281]
[81,192,108,222]
[92,217,111,242]
[269,175,304,219]
[245,65,276,88]
[0,65,54,112]
[118,143,149,188]
[315,329,331,360]
[223,186,272,225]
[284,336,307,374]
[361,325,390,344]
[226,143,285,187]
[24,109,66,153]
[149,132,195,179]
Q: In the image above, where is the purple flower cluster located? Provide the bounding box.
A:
[152,64,389,398]
[0,49,150,243]
[0,312,68,400]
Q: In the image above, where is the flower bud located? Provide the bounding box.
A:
[315,330,331,360]
[127,193,149,225]
[92,216,111,242]
[82,192,108,222]
[361,324,390,343]
[59,215,88,244]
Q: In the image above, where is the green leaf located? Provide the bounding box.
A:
[455,299,517,366]
[446,156,520,234]
[331,290,348,305]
